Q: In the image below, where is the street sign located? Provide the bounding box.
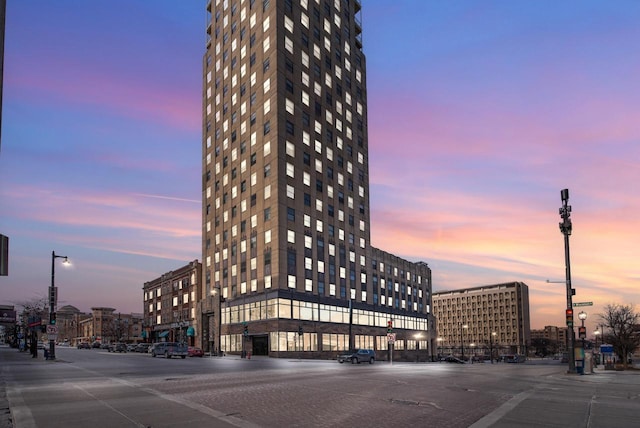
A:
[573,302,593,307]
[46,325,59,335]
[387,333,396,343]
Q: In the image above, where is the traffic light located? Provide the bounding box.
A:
[387,320,393,333]
[565,308,573,326]
[243,324,248,336]
[50,312,57,325]
[578,326,586,339]
[298,326,303,336]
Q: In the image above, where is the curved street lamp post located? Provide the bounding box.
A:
[49,251,70,360]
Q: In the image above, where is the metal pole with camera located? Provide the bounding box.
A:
[559,189,576,373]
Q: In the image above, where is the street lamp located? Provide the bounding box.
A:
[211,287,225,356]
[460,324,468,361]
[490,331,497,363]
[49,251,70,360]
[578,311,588,374]
[593,329,601,368]
[578,311,587,343]
[558,189,576,373]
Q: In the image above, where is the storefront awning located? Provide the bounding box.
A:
[186,327,195,337]
[158,331,170,338]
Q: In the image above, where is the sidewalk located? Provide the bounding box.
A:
[0,345,54,428]
[0,346,28,428]
[471,364,640,427]
[0,378,11,428]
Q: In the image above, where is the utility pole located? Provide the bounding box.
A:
[559,189,576,373]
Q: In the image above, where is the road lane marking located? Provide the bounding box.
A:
[467,390,533,428]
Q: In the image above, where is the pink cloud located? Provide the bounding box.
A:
[2,184,201,260]
[7,63,200,131]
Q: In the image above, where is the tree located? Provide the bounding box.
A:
[15,296,49,316]
[599,304,640,368]
[14,297,49,352]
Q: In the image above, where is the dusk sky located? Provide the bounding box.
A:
[1,1,639,334]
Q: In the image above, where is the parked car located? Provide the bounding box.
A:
[188,346,204,357]
[126,344,137,352]
[150,342,188,359]
[440,356,465,364]
[100,343,110,350]
[108,343,127,353]
[135,343,151,353]
[501,354,526,363]
[92,341,102,349]
[337,349,376,364]
[76,342,91,349]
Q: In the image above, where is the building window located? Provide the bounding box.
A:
[287,249,296,275]
[286,120,295,135]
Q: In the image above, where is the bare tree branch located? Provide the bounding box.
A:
[599,303,640,368]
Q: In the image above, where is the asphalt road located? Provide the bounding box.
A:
[2,346,639,427]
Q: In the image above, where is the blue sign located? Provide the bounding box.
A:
[600,345,613,353]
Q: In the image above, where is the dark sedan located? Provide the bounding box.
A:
[337,349,376,364]
[440,356,465,364]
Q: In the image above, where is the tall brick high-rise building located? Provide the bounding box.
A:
[201,0,435,359]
